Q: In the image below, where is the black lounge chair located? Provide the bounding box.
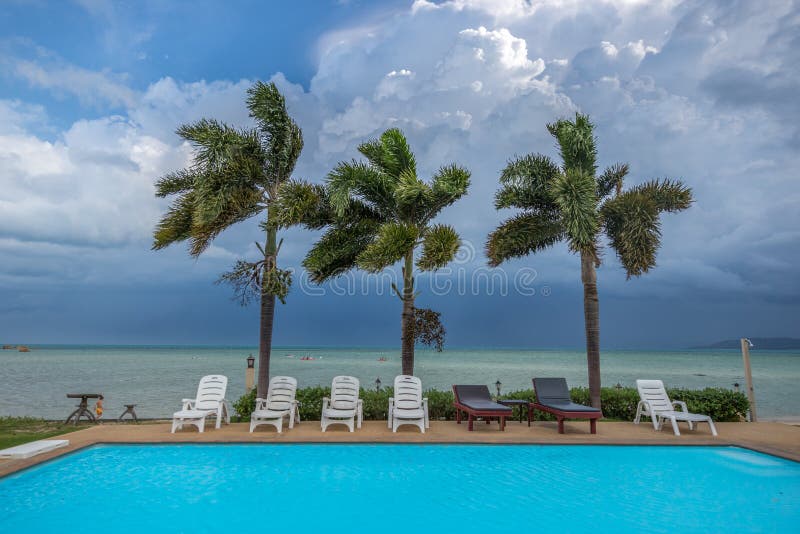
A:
[531,378,602,434]
[453,385,512,431]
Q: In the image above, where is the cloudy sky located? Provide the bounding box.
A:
[0,0,797,349]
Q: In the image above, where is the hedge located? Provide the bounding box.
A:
[233,386,749,423]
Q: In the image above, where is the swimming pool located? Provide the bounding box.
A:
[1,444,797,533]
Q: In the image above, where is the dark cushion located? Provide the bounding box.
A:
[453,385,512,413]
[538,401,601,413]
[534,377,600,413]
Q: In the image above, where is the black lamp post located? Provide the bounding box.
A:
[375,376,382,392]
[495,379,502,398]
[247,354,255,369]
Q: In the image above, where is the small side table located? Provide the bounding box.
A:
[498,399,531,426]
[65,393,103,424]
[118,404,139,423]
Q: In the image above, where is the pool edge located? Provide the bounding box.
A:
[2,420,799,478]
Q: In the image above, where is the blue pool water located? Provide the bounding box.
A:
[0,444,798,533]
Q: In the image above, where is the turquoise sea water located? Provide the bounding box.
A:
[0,345,798,419]
[0,444,798,533]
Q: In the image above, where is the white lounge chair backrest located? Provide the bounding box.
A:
[194,375,228,410]
[330,376,360,410]
[266,376,297,411]
[636,379,673,412]
[394,375,422,409]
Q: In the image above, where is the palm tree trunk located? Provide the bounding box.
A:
[400,250,415,375]
[257,227,278,397]
[580,251,602,409]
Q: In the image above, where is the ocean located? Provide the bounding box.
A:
[1,345,798,420]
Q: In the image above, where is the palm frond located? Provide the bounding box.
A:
[356,222,418,273]
[547,113,597,176]
[303,221,380,283]
[495,154,559,211]
[597,162,629,198]
[628,179,693,213]
[394,169,432,220]
[601,191,661,277]
[188,203,261,257]
[417,224,460,271]
[327,160,395,216]
[155,169,196,198]
[355,128,416,190]
[272,179,327,229]
[246,81,304,186]
[192,161,263,228]
[152,191,195,250]
[485,213,565,267]
[423,164,471,222]
[176,119,252,171]
[550,168,599,254]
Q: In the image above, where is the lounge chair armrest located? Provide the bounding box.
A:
[181,399,195,410]
[637,400,652,412]
[255,398,267,410]
[322,397,330,409]
[672,400,688,412]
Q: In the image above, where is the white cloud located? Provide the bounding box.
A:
[0,0,797,302]
[0,99,48,135]
[12,58,137,108]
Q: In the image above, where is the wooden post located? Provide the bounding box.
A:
[740,338,757,422]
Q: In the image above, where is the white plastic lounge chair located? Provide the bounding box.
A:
[171,374,230,433]
[634,379,718,436]
[321,376,363,432]
[388,375,429,433]
[250,376,300,433]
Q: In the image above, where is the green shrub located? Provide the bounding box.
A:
[232,385,748,422]
[665,388,749,422]
[231,388,257,421]
[425,389,455,420]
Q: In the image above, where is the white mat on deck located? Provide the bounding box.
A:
[0,439,69,459]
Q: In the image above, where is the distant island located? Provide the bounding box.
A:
[691,337,800,350]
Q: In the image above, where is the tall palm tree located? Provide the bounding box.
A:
[274,128,470,375]
[152,81,303,397]
[486,114,692,409]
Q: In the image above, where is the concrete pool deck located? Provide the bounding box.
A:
[2,420,799,477]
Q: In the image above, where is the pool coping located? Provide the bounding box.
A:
[2,420,799,478]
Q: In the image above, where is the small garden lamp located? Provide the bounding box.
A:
[245,354,256,391]
[495,379,502,397]
[375,376,382,392]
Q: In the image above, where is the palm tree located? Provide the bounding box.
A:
[152,81,303,397]
[486,113,692,409]
[274,128,470,375]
